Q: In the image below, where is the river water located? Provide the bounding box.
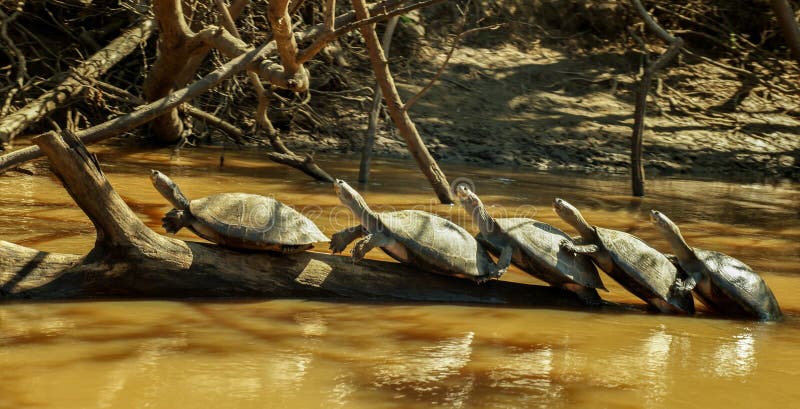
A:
[1,146,798,409]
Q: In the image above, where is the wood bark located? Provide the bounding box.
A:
[144,0,206,143]
[268,0,309,92]
[770,0,800,62]
[359,16,399,184]
[0,20,155,144]
[0,130,598,312]
[352,0,455,204]
[629,0,683,197]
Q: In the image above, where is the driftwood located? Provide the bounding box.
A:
[0,19,155,144]
[0,129,597,311]
[629,0,683,197]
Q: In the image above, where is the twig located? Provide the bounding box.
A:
[268,0,309,92]
[91,80,249,143]
[296,0,445,65]
[324,0,336,32]
[212,0,332,181]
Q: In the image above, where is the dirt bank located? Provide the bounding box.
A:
[289,37,799,182]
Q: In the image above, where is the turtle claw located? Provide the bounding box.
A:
[672,277,697,293]
[559,238,575,253]
[162,209,185,234]
[329,235,349,254]
[329,225,365,254]
[351,236,371,262]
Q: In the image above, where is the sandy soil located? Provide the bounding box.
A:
[293,38,799,182]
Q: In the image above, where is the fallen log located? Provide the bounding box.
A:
[0,129,599,311]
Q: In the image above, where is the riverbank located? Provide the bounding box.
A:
[288,39,799,182]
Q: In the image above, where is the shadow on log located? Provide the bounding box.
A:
[0,130,639,314]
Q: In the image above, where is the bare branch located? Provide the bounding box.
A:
[325,0,336,32]
[297,0,444,65]
[268,0,309,92]
[0,41,277,174]
[0,19,155,144]
[629,0,684,197]
[359,15,399,183]
[0,10,25,119]
[630,0,677,44]
[770,0,800,62]
[352,0,454,203]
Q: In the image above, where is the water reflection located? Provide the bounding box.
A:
[373,332,474,392]
[709,329,757,378]
[485,346,562,409]
[640,327,673,408]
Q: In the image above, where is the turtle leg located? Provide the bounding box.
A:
[559,239,599,255]
[672,272,701,293]
[351,233,394,262]
[486,245,513,280]
[329,225,366,254]
[162,209,191,234]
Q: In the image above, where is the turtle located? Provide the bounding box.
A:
[149,170,329,253]
[329,179,512,282]
[552,198,694,314]
[650,210,782,321]
[456,186,607,305]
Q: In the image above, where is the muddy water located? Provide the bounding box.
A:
[1,146,798,409]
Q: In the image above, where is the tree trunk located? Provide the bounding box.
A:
[143,0,200,143]
[770,0,800,62]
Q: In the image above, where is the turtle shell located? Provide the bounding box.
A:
[691,248,781,320]
[189,193,329,249]
[482,218,605,289]
[596,227,693,313]
[375,210,491,278]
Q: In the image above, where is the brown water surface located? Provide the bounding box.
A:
[1,146,798,409]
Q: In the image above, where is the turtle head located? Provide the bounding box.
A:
[650,210,685,242]
[150,170,190,210]
[455,185,481,212]
[649,210,678,234]
[552,198,579,223]
[334,179,373,219]
[650,210,694,261]
[553,198,593,238]
[456,185,496,234]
